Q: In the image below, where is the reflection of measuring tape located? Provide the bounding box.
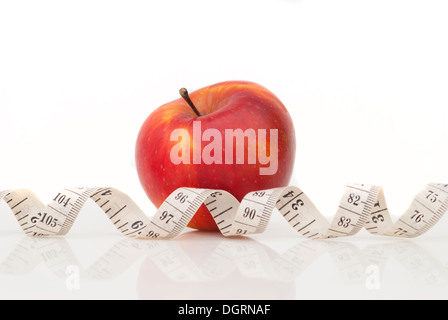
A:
[1,183,447,239]
[3,237,446,298]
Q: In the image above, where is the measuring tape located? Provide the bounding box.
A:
[1,183,448,239]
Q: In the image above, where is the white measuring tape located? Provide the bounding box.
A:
[1,183,448,239]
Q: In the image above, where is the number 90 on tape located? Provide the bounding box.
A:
[1,183,447,240]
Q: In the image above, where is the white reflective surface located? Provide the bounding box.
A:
[1,203,448,300]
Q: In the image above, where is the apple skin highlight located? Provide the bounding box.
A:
[135,80,296,231]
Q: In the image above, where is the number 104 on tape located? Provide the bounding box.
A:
[1,183,447,239]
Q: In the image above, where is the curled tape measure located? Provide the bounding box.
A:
[1,183,448,239]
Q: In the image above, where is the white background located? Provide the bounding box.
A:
[1,0,448,300]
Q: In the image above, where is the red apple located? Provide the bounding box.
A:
[135,80,295,231]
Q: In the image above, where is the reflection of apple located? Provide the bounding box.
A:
[136,232,295,300]
[135,81,295,231]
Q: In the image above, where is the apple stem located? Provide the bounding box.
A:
[179,88,201,117]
